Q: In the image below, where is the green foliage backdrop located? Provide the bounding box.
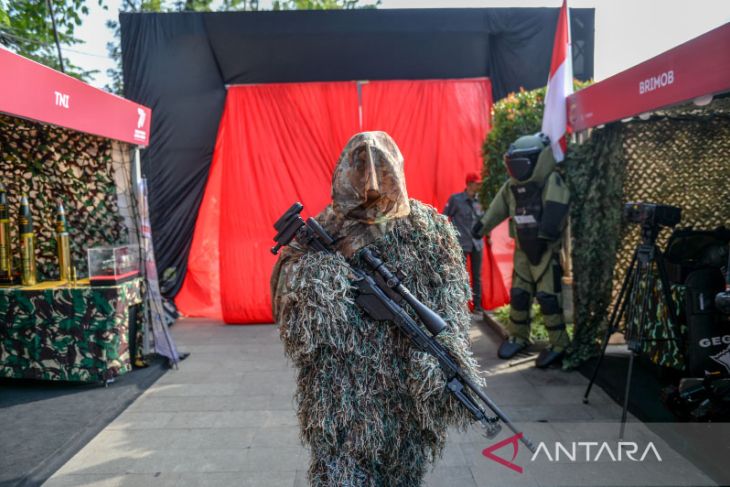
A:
[0,115,128,280]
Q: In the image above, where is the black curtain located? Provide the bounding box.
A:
[120,8,594,297]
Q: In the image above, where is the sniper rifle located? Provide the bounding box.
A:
[271,202,536,452]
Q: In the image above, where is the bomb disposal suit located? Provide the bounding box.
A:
[478,134,570,367]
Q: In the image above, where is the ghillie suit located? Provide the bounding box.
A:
[271,131,483,486]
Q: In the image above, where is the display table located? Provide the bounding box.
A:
[0,277,143,383]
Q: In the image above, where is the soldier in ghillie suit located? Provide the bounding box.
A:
[271,131,483,486]
[476,133,571,368]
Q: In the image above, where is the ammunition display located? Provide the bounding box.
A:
[56,202,71,281]
[0,184,12,283]
[19,194,36,286]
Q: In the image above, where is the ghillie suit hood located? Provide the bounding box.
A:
[324,131,411,257]
[332,131,410,224]
[271,133,483,486]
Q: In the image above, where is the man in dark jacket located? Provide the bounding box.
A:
[444,172,484,312]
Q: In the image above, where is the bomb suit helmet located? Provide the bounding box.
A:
[503,133,550,182]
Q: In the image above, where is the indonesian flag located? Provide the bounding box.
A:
[541,0,573,162]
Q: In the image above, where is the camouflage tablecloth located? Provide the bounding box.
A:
[0,278,143,382]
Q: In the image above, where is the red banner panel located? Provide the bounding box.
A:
[176,78,508,323]
[569,23,730,132]
[0,49,151,145]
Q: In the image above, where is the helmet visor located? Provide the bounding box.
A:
[504,155,534,181]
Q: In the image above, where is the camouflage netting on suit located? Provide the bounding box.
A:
[563,97,730,368]
[0,115,128,279]
[276,201,483,487]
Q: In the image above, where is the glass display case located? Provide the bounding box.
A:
[87,245,140,286]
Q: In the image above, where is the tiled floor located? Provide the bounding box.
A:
[43,318,716,487]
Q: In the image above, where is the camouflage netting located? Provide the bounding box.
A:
[0,114,129,279]
[276,200,483,486]
[563,96,730,368]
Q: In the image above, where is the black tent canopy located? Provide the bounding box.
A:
[120,8,594,297]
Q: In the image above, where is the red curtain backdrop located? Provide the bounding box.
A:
[176,82,360,323]
[176,78,512,324]
[360,79,509,310]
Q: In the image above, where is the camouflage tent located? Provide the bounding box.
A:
[562,97,730,368]
[0,115,152,382]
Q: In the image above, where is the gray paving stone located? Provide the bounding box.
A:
[437,441,469,467]
[126,394,293,413]
[83,428,256,451]
[527,460,651,487]
[44,473,158,487]
[485,384,548,406]
[43,317,713,487]
[239,447,307,472]
[146,382,245,397]
[293,469,308,487]
[263,409,300,427]
[252,426,302,448]
[153,369,247,385]
[425,466,478,487]
[469,460,541,487]
[107,411,175,430]
[507,404,596,422]
[483,369,535,388]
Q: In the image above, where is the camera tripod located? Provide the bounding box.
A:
[583,222,679,438]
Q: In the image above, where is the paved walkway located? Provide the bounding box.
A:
[44,318,716,487]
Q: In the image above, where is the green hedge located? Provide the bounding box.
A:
[480,87,546,207]
[479,82,592,208]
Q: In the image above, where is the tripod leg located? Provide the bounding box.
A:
[620,251,655,439]
[656,249,679,340]
[583,251,639,403]
[619,351,636,439]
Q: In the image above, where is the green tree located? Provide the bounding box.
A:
[0,0,105,80]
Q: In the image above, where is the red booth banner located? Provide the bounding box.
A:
[0,48,151,146]
[568,22,730,132]
[176,78,511,323]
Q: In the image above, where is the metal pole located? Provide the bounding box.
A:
[132,146,142,188]
[131,147,150,356]
[45,0,65,73]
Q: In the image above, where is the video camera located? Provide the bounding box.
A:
[623,202,682,228]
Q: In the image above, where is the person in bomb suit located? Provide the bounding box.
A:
[271,131,483,486]
[475,133,571,368]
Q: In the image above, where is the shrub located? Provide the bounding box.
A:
[480,81,592,208]
[492,304,574,343]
